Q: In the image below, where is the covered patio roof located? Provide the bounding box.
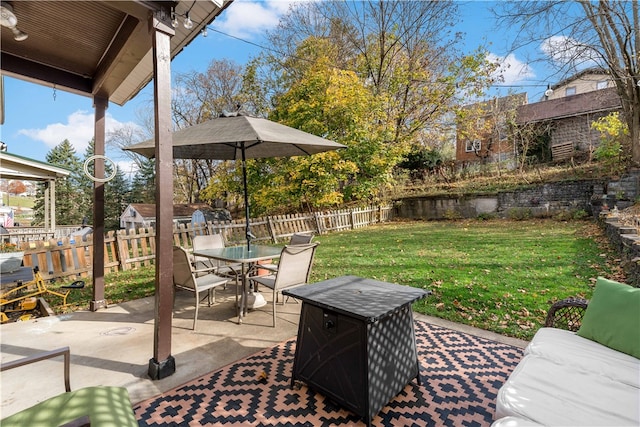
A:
[1,0,228,105]
[0,151,70,231]
[1,0,232,380]
[0,151,70,181]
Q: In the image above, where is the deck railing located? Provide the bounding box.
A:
[15,205,392,281]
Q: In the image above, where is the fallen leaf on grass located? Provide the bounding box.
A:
[453,299,468,312]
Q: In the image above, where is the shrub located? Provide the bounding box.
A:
[507,207,532,220]
[572,209,590,220]
[591,112,630,173]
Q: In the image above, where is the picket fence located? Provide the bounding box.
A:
[16,205,392,282]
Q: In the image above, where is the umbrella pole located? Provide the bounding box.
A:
[242,146,251,250]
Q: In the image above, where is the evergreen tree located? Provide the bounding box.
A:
[34,140,84,226]
[129,158,155,203]
[32,181,47,226]
[78,141,96,223]
[105,166,130,230]
[79,140,132,230]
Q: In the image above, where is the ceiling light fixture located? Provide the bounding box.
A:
[171,9,179,28]
[0,1,28,41]
[183,13,193,30]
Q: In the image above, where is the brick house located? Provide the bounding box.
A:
[516,69,622,161]
[455,93,528,165]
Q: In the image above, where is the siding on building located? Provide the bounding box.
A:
[455,93,528,164]
[120,203,211,229]
[516,86,622,161]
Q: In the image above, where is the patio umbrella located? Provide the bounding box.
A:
[125,113,346,248]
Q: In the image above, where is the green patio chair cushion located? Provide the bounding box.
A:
[1,386,137,427]
[577,276,640,359]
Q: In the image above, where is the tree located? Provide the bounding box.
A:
[456,92,527,176]
[78,141,96,224]
[397,148,445,180]
[105,166,130,230]
[34,140,85,226]
[107,123,149,169]
[269,53,393,208]
[129,158,156,204]
[261,1,499,148]
[591,112,630,173]
[243,0,501,208]
[7,180,26,196]
[80,139,130,230]
[171,59,249,203]
[496,0,639,165]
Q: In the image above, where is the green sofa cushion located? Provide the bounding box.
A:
[577,277,640,359]
[1,386,137,427]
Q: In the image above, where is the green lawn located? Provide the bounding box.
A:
[2,195,34,209]
[48,219,619,341]
[309,219,618,339]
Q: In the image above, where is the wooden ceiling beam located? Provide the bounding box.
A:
[0,53,93,96]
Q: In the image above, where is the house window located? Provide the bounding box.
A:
[596,80,608,90]
[565,86,576,96]
[465,140,481,152]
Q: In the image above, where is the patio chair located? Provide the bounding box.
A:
[249,242,318,327]
[0,347,138,427]
[173,246,229,330]
[192,234,241,287]
[257,233,315,275]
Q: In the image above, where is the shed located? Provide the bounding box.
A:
[120,203,212,230]
[191,207,232,235]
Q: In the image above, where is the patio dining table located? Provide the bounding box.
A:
[192,245,282,324]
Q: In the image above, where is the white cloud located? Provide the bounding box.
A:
[540,35,599,67]
[212,0,296,38]
[18,111,143,153]
[488,53,535,85]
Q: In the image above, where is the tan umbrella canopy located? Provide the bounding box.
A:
[125,114,346,247]
[126,114,346,159]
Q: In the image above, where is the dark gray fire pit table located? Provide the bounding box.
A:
[283,275,430,426]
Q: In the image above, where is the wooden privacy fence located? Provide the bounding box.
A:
[17,205,392,281]
[20,236,93,282]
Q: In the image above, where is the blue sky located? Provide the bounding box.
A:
[0,0,556,174]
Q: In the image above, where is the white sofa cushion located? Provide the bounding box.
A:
[525,327,640,388]
[491,416,543,427]
[495,354,640,426]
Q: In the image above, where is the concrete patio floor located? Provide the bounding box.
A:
[0,283,528,419]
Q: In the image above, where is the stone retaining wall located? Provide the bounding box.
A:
[395,170,640,220]
[600,216,640,287]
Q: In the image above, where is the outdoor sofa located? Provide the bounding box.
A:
[492,277,640,426]
[0,346,138,427]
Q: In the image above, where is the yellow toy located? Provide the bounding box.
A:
[0,267,70,323]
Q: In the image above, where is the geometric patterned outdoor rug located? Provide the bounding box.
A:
[134,321,524,426]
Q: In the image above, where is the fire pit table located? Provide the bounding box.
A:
[283,275,429,426]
